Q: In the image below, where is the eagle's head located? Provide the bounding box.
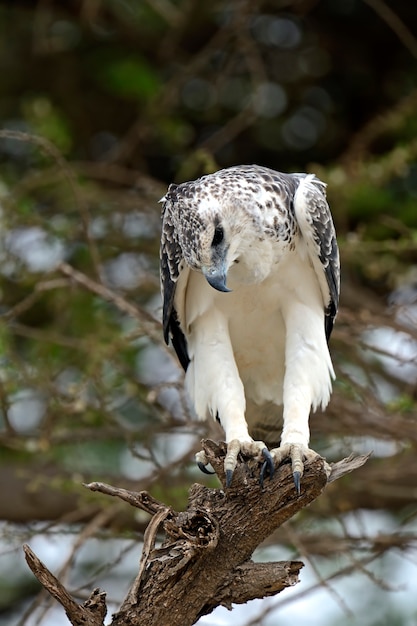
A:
[164,182,241,292]
[164,172,270,292]
[182,210,233,293]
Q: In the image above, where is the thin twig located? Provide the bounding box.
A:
[363,0,417,60]
[23,544,107,626]
[84,481,172,515]
[282,521,354,618]
[0,130,102,280]
[2,278,71,321]
[57,262,170,351]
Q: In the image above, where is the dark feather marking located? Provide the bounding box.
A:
[304,181,340,341]
[160,165,340,369]
[160,189,190,371]
[169,311,190,371]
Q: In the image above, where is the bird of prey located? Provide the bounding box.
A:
[160,164,339,491]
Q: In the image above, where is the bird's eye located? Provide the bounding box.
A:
[211,225,224,247]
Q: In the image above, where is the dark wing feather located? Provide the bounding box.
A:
[293,175,340,341]
[160,187,190,371]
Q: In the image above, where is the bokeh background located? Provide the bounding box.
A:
[1,1,417,625]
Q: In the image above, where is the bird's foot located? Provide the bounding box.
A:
[196,440,274,488]
[263,443,321,494]
[195,449,216,476]
[224,439,274,487]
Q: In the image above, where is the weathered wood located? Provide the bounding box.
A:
[23,441,369,626]
[23,545,107,626]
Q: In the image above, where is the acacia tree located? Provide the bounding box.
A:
[1,1,417,624]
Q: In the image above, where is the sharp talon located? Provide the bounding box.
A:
[225,468,233,488]
[259,448,274,488]
[197,461,215,475]
[293,470,301,495]
[262,448,274,479]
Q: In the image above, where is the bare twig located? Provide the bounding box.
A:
[57,262,168,349]
[84,482,170,515]
[363,0,417,60]
[23,545,107,626]
[328,452,372,483]
[2,278,71,321]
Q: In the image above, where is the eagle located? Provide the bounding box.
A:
[160,164,339,491]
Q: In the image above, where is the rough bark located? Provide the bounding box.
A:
[3,449,414,527]
[23,440,370,626]
[23,545,107,626]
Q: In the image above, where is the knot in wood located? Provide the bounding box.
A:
[164,508,219,549]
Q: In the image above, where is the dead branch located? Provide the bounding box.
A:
[23,545,107,626]
[23,440,369,626]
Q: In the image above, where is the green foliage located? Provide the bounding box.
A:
[94,55,161,102]
[21,97,73,155]
[348,184,393,224]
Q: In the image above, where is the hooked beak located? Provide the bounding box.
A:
[202,265,231,292]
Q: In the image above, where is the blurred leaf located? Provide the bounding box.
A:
[21,97,72,154]
[96,56,160,102]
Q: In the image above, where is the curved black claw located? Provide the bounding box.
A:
[259,448,274,488]
[197,461,216,476]
[293,470,301,495]
[225,468,234,488]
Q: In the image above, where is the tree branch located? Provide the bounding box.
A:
[23,545,107,626]
[23,440,369,626]
[210,560,304,609]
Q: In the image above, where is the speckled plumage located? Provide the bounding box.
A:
[160,164,340,483]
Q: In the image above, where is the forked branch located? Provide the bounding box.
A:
[24,440,370,626]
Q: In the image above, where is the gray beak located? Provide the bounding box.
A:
[203,266,231,292]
